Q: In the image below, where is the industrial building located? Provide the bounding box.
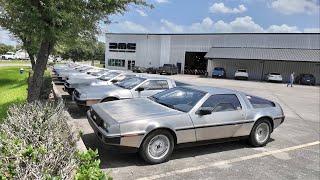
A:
[105,33,320,84]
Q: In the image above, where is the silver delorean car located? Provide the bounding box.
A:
[87,86,285,164]
[73,75,176,107]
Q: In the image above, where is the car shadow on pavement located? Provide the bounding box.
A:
[82,132,275,169]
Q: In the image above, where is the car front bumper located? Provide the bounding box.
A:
[87,111,121,145]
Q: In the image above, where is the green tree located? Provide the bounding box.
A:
[0,0,149,102]
[0,43,15,55]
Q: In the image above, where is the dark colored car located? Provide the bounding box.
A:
[132,66,147,73]
[212,67,226,78]
[295,74,316,85]
[158,64,178,75]
[146,67,158,74]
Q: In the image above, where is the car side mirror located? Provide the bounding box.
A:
[136,87,144,92]
[111,79,118,83]
[196,107,213,116]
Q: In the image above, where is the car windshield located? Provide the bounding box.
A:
[214,67,224,71]
[99,72,120,81]
[114,77,146,89]
[149,87,206,112]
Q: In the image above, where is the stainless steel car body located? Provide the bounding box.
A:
[73,75,176,106]
[64,70,134,94]
[58,66,94,81]
[87,86,285,148]
[64,69,110,90]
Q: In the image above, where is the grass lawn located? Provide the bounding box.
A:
[0,60,31,64]
[0,66,29,121]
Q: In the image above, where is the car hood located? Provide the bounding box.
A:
[92,98,184,123]
[77,84,131,99]
[69,74,94,80]
[68,77,97,84]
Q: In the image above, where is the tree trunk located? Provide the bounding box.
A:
[29,55,36,70]
[27,39,53,102]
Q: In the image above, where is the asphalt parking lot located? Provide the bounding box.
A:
[55,75,320,180]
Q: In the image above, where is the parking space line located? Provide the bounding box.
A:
[137,141,319,180]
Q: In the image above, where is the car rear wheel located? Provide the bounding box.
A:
[249,119,271,147]
[139,130,174,164]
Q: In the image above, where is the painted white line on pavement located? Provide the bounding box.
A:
[137,141,320,180]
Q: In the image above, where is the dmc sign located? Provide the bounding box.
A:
[109,43,136,50]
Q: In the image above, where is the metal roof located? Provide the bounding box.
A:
[205,47,320,62]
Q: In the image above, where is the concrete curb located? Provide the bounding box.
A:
[52,81,87,152]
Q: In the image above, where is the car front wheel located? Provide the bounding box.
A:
[139,130,174,164]
[249,119,271,147]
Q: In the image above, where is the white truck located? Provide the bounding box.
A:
[1,52,15,60]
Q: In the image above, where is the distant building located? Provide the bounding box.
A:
[105,33,320,84]
[15,49,29,60]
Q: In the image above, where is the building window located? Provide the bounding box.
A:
[108,59,125,67]
[109,42,136,53]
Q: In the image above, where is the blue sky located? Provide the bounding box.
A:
[1,0,319,45]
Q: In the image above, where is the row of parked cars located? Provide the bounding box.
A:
[211,67,316,85]
[132,64,179,75]
[53,63,285,164]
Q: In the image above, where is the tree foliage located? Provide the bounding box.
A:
[0,0,150,102]
[0,43,15,55]
[57,38,105,62]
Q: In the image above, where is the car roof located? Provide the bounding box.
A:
[184,86,238,95]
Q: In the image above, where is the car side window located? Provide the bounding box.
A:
[201,94,242,112]
[246,95,275,108]
[140,80,169,90]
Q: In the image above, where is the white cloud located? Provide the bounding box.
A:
[159,16,305,33]
[214,16,264,32]
[304,28,320,33]
[267,24,301,33]
[0,27,17,45]
[210,2,247,14]
[155,0,169,3]
[107,17,318,34]
[136,9,147,17]
[190,17,214,32]
[109,21,148,33]
[160,19,184,33]
[271,0,320,15]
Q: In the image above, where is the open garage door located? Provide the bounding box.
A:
[184,52,208,75]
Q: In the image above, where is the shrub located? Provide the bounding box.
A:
[75,150,111,180]
[0,101,78,179]
[0,102,110,180]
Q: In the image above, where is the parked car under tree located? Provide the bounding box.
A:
[87,86,285,164]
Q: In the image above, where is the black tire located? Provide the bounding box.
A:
[249,119,272,147]
[101,97,118,103]
[139,130,174,164]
